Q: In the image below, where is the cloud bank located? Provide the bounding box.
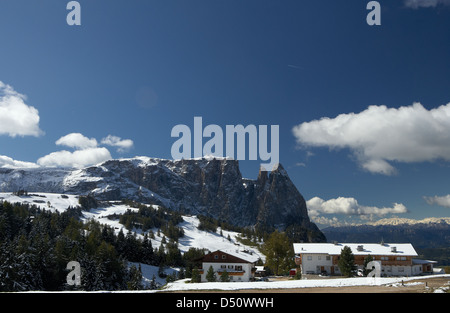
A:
[424,194,450,208]
[307,196,408,217]
[37,148,112,169]
[101,135,134,152]
[0,81,43,137]
[0,81,134,170]
[56,133,98,150]
[36,133,133,169]
[0,155,39,169]
[293,102,450,175]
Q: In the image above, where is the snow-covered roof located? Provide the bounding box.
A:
[218,249,260,263]
[293,243,418,256]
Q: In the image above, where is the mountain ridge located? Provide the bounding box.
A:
[323,220,450,250]
[0,156,325,242]
[367,216,450,226]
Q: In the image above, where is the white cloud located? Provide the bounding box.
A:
[4,132,132,169]
[0,155,39,169]
[101,135,134,152]
[37,147,112,169]
[37,133,112,168]
[0,81,43,137]
[293,102,450,175]
[307,196,408,217]
[424,195,450,208]
[56,133,98,150]
[404,0,450,9]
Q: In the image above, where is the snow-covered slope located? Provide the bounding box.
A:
[0,157,326,243]
[0,192,79,212]
[0,192,264,261]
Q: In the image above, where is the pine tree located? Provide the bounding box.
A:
[142,233,154,265]
[150,274,158,290]
[80,254,98,291]
[206,265,216,282]
[127,264,143,290]
[338,246,356,277]
[262,230,294,276]
[220,270,230,282]
[178,267,185,280]
[191,268,201,283]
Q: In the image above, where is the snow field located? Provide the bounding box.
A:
[162,274,450,292]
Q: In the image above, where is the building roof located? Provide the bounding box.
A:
[201,249,260,264]
[293,243,418,257]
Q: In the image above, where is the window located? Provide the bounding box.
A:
[318,256,321,260]
[214,255,218,259]
[221,265,226,269]
[307,256,312,261]
[326,256,331,261]
[228,265,234,269]
[222,255,226,259]
[235,266,243,271]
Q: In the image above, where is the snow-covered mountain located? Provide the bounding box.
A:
[0,157,325,242]
[367,217,450,226]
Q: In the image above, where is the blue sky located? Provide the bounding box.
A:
[1,0,450,227]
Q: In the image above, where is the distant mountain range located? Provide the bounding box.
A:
[323,217,450,249]
[0,156,325,243]
[366,217,450,226]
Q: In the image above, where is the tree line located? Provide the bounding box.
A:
[0,201,204,291]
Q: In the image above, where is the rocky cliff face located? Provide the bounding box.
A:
[0,157,325,242]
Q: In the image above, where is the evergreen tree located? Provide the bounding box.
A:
[206,265,216,282]
[80,254,98,291]
[158,264,166,278]
[165,271,177,284]
[262,230,294,275]
[191,268,201,283]
[93,261,107,291]
[293,269,302,280]
[178,267,185,280]
[127,264,143,290]
[166,240,183,267]
[115,228,126,256]
[150,274,158,290]
[338,246,356,277]
[157,242,166,265]
[220,270,230,282]
[142,233,154,265]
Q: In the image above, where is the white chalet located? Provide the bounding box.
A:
[293,242,437,277]
[198,249,259,282]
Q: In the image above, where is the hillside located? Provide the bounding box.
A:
[0,192,264,258]
[0,192,268,290]
[0,157,325,242]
